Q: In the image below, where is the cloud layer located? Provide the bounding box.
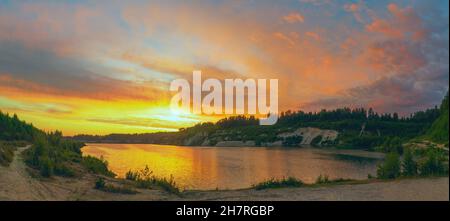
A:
[0,0,448,134]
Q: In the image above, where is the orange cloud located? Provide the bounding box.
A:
[306,31,320,41]
[273,32,297,47]
[345,3,359,12]
[344,2,365,23]
[0,73,171,102]
[0,1,447,134]
[282,12,305,23]
[366,3,427,41]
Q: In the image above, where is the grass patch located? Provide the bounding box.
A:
[0,142,16,166]
[252,177,304,190]
[315,174,354,185]
[94,177,138,194]
[252,175,361,190]
[125,166,180,194]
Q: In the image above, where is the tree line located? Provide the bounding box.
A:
[69,92,447,150]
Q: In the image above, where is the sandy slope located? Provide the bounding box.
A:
[0,146,448,201]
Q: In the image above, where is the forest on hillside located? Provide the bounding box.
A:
[0,111,112,178]
[71,93,449,152]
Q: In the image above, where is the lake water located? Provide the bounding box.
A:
[82,143,384,190]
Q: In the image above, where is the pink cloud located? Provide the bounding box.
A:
[302,3,448,114]
[273,32,297,47]
[283,12,305,23]
[345,3,360,12]
[306,31,320,41]
[366,3,428,41]
[344,1,372,23]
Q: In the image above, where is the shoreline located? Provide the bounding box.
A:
[182,176,449,201]
[2,170,448,200]
[1,144,448,201]
[190,175,448,191]
[1,153,448,200]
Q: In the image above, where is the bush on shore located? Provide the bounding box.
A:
[377,152,401,179]
[402,148,418,176]
[125,165,180,194]
[94,177,137,194]
[82,156,116,177]
[377,147,448,179]
[252,177,304,190]
[22,131,115,178]
[315,174,353,184]
[419,149,448,176]
[315,174,330,184]
[23,132,83,178]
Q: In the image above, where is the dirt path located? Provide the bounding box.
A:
[1,146,448,201]
[0,145,174,201]
[0,146,58,200]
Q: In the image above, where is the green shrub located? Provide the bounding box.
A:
[94,177,137,194]
[402,148,418,176]
[0,142,16,166]
[377,152,401,179]
[152,175,179,194]
[419,149,448,176]
[253,177,304,190]
[315,174,353,184]
[24,134,48,168]
[39,156,54,177]
[102,185,138,194]
[54,163,76,177]
[315,174,329,184]
[23,131,85,178]
[134,176,180,194]
[125,170,140,181]
[125,166,180,194]
[95,177,106,189]
[82,156,116,177]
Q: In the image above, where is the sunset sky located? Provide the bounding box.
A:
[0,0,448,135]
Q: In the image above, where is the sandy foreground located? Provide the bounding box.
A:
[184,177,449,201]
[0,146,448,201]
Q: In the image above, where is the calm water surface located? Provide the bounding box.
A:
[82,143,383,190]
